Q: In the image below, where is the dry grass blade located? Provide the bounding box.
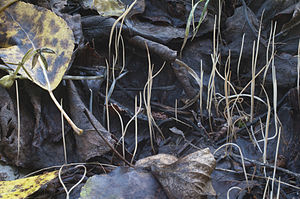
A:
[260,85,271,177]
[15,80,20,163]
[143,44,166,153]
[297,39,300,110]
[199,60,204,120]
[23,162,117,179]
[250,12,262,122]
[250,40,256,122]
[217,93,267,107]
[227,187,242,199]
[61,99,67,164]
[180,0,202,57]
[276,177,281,199]
[112,93,142,160]
[224,51,233,145]
[263,177,270,199]
[271,126,282,198]
[207,15,218,131]
[270,22,280,199]
[105,60,111,134]
[84,108,134,167]
[59,164,87,199]
[237,34,245,83]
[108,0,137,62]
[111,103,125,157]
[174,59,207,111]
[214,143,249,192]
[105,0,136,136]
[131,93,142,163]
[261,23,274,89]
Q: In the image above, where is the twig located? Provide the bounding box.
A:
[231,153,300,179]
[83,108,134,167]
[215,167,300,190]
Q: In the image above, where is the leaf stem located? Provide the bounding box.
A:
[38,56,83,135]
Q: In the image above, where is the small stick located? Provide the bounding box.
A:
[83,108,134,167]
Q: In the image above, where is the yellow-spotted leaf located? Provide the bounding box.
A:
[0,0,75,90]
[0,171,58,199]
[82,0,125,16]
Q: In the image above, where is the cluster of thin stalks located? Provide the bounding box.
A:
[11,0,300,197]
[196,0,300,198]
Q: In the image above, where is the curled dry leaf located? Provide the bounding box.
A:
[136,148,216,199]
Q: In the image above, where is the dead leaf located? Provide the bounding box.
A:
[67,80,114,160]
[82,0,125,17]
[80,167,168,199]
[136,148,216,199]
[136,153,178,168]
[0,0,74,90]
[0,171,58,199]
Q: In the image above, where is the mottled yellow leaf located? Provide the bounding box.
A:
[82,0,125,16]
[0,171,58,199]
[0,0,75,90]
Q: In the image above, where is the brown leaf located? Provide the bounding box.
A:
[136,148,216,199]
[67,80,114,161]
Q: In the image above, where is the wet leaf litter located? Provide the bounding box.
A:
[0,0,299,198]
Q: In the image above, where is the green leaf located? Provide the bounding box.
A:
[40,47,56,54]
[31,53,39,69]
[0,74,15,88]
[39,53,48,71]
[21,48,33,64]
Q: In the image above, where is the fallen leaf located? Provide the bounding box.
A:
[0,0,74,90]
[136,148,216,199]
[82,0,125,17]
[80,167,168,199]
[0,171,58,199]
[67,80,114,160]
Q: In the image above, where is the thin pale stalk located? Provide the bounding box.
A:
[16,80,20,162]
[297,40,300,110]
[261,85,271,177]
[270,127,282,198]
[131,93,142,163]
[214,143,249,192]
[237,34,245,83]
[61,99,67,164]
[250,41,256,122]
[38,56,82,135]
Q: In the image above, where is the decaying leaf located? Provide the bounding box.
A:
[0,0,75,90]
[80,167,168,199]
[135,153,178,168]
[0,171,58,199]
[136,148,216,199]
[0,0,83,135]
[67,80,114,160]
[81,0,125,17]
